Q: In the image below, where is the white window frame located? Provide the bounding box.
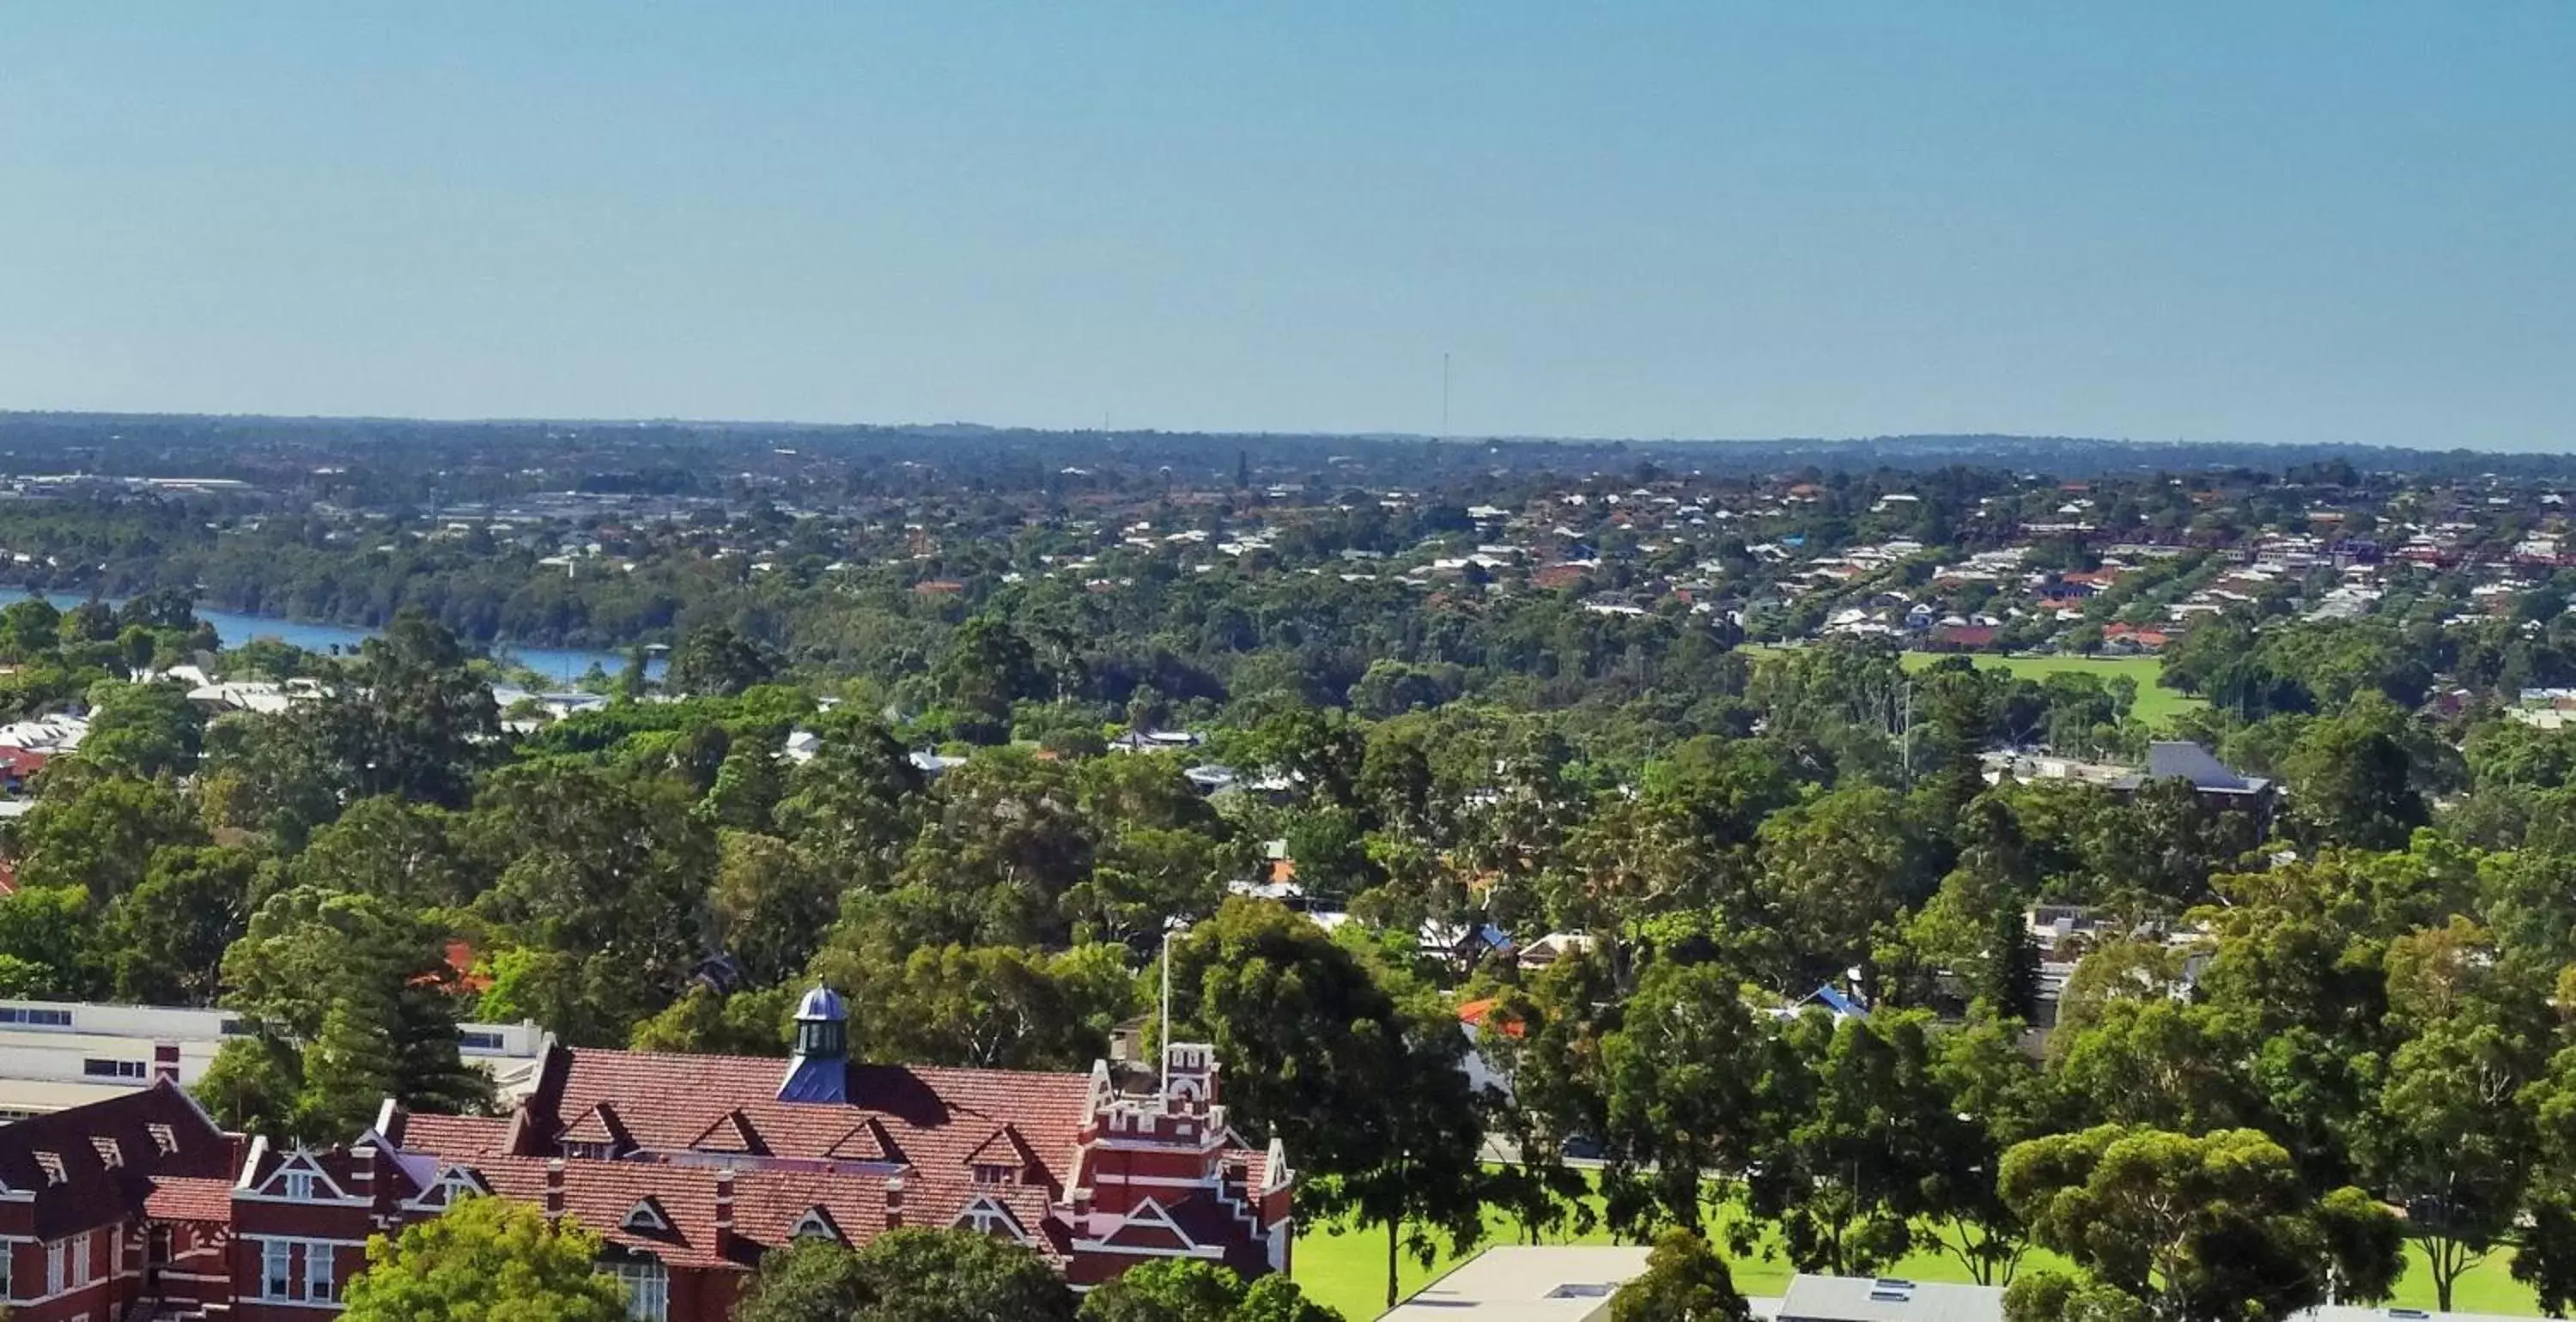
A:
[280,1170,316,1200]
[69,1230,90,1289]
[262,1240,292,1300]
[600,1258,668,1322]
[304,1241,334,1301]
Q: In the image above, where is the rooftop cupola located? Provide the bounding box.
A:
[780,985,851,1105]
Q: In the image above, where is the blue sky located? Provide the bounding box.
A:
[2,3,2570,447]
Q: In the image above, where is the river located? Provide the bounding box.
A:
[0,586,635,685]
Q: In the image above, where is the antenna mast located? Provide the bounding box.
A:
[1159,925,1173,1095]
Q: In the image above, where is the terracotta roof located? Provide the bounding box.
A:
[533,1050,1095,1192]
[144,1175,236,1222]
[397,1113,512,1158]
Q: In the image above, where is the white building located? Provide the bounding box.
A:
[0,999,550,1121]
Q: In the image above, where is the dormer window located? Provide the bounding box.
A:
[148,1123,179,1156]
[282,1170,317,1199]
[90,1137,122,1169]
[563,1141,617,1162]
[972,1164,1019,1187]
[789,1207,844,1243]
[34,1151,65,1186]
[623,1198,671,1234]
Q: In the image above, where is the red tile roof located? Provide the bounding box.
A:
[144,1175,237,1222]
[537,1050,1095,1192]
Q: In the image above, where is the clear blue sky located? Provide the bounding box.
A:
[3,3,2571,448]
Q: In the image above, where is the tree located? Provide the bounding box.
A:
[1076,1259,1340,1322]
[325,609,501,809]
[222,886,492,1137]
[471,761,715,1043]
[338,1195,628,1322]
[1741,1011,1960,1278]
[805,936,1133,1072]
[10,773,205,901]
[101,843,254,1004]
[1754,785,1927,992]
[79,679,207,777]
[287,797,475,911]
[1170,901,1485,1310]
[1607,1230,1753,1322]
[2360,918,2548,1312]
[668,623,776,697]
[2282,697,2427,851]
[732,1231,1076,1322]
[1596,961,1766,1237]
[1998,1125,2400,1322]
[709,831,837,986]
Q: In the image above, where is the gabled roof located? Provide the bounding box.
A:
[561,1101,631,1149]
[687,1109,769,1155]
[823,1118,905,1165]
[961,1124,1041,1172]
[0,1079,237,1239]
[522,1048,1092,1190]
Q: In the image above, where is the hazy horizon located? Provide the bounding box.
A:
[4,4,2571,449]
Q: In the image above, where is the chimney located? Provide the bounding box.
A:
[714,1169,736,1247]
[151,1041,181,1086]
[544,1159,565,1222]
[884,1176,904,1229]
[350,1144,376,1204]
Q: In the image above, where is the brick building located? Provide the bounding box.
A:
[0,987,1293,1321]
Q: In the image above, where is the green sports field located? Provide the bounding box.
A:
[1291,1212,2541,1319]
[1741,645,2201,731]
[1892,650,2204,729]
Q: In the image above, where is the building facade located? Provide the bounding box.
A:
[0,989,1291,1322]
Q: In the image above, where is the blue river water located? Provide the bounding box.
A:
[0,585,632,685]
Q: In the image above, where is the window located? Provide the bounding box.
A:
[34,1152,65,1186]
[459,1030,505,1052]
[280,1169,317,1199]
[0,1238,9,1300]
[147,1123,178,1156]
[789,1208,841,1242]
[69,1231,90,1289]
[600,1258,668,1322]
[972,1163,1018,1187]
[89,1137,122,1170]
[957,1198,1022,1240]
[81,1059,146,1080]
[621,1199,669,1233]
[46,1239,65,1295]
[0,1007,71,1028]
[218,1017,252,1036]
[303,1242,335,1301]
[254,1238,342,1302]
[562,1141,617,1162]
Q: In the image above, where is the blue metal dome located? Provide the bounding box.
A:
[795,985,848,1022]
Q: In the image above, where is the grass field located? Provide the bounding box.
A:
[1892,650,2205,730]
[1741,644,2202,731]
[1291,1210,2542,1319]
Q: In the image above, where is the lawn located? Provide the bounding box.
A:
[1893,650,2203,730]
[1291,1211,2543,1319]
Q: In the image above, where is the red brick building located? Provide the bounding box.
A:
[0,1068,239,1322]
[1,988,1293,1321]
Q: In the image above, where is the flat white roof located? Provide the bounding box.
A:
[1377,1246,1653,1322]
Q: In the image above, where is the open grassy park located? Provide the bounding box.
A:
[1291,1210,2543,1319]
[1892,650,2205,730]
[1743,645,2203,731]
